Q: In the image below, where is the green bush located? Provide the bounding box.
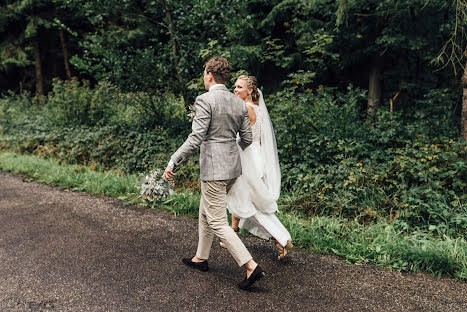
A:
[45,78,111,126]
[289,140,466,237]
[1,82,465,239]
[0,81,198,185]
[266,84,465,237]
[43,78,187,129]
[1,122,197,179]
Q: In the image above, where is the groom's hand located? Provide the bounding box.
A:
[162,165,175,181]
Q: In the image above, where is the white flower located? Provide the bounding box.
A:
[139,168,175,204]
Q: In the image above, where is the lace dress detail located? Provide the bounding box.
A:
[246,102,261,143]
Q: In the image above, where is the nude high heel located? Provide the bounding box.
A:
[274,239,294,260]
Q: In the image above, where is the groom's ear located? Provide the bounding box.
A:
[206,71,213,82]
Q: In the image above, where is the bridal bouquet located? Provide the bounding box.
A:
[187,104,196,121]
[139,168,174,203]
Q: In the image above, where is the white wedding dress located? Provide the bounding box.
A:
[226,92,292,247]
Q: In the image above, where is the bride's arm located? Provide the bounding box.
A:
[238,105,253,150]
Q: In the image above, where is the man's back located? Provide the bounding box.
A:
[171,84,252,181]
[201,85,247,143]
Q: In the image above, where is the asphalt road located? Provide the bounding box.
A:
[0,171,466,312]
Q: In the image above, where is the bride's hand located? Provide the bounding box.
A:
[162,165,175,181]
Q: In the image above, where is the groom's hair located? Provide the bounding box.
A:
[205,57,231,85]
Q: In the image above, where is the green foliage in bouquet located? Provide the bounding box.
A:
[139,168,175,205]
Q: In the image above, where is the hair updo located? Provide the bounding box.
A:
[238,75,260,105]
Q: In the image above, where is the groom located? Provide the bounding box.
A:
[162,57,265,290]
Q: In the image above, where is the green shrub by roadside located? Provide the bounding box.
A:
[266,85,466,239]
[1,81,465,239]
[288,140,467,238]
[0,79,199,186]
[1,151,465,280]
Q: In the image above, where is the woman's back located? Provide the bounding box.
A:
[246,102,261,143]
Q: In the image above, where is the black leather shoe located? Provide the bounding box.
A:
[238,265,265,290]
[182,258,209,272]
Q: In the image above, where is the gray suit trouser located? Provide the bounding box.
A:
[196,178,253,266]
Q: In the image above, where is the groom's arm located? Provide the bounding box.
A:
[169,95,211,167]
[237,106,252,150]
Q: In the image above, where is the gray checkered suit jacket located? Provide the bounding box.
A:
[170,84,252,181]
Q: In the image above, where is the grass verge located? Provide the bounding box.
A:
[1,151,465,281]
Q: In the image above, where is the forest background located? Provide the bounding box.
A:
[0,0,466,280]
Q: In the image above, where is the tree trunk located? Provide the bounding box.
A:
[59,28,72,79]
[461,49,467,141]
[368,54,384,117]
[161,0,190,111]
[33,36,44,96]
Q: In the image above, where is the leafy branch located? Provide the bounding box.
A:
[431,0,467,75]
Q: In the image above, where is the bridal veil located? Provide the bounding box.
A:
[258,89,281,200]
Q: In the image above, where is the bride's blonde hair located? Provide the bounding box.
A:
[237,75,260,105]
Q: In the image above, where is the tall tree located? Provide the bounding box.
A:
[59,27,72,79]
[69,0,245,108]
[334,0,456,116]
[462,49,467,140]
[432,0,467,139]
[0,0,84,93]
[161,0,189,110]
[32,35,44,95]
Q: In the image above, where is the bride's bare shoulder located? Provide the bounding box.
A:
[246,104,256,125]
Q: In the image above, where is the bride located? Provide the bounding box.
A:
[223,75,293,260]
